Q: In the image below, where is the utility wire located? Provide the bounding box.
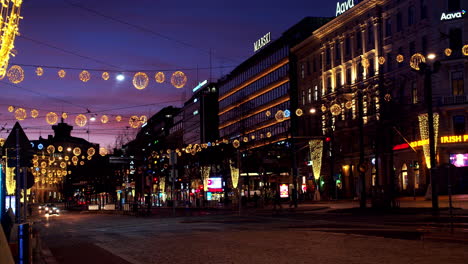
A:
[62,0,241,64]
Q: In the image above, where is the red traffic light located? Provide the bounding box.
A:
[153,177,158,182]
[325,137,331,142]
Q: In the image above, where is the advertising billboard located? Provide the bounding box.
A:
[207,178,223,192]
[280,184,289,198]
[450,154,468,167]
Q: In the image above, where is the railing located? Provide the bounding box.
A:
[437,95,468,106]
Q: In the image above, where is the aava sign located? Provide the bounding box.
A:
[336,0,356,16]
[440,10,466,21]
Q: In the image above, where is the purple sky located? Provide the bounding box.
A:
[0,0,336,149]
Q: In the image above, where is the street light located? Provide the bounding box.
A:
[309,108,317,114]
[116,74,125,81]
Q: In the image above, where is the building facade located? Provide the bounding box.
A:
[293,0,468,200]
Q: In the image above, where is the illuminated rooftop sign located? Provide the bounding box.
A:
[336,0,356,16]
[192,80,208,93]
[254,32,271,52]
[441,10,466,21]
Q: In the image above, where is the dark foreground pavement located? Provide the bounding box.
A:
[33,205,468,264]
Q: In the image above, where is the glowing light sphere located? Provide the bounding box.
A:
[79,70,91,82]
[275,110,285,122]
[265,111,271,117]
[46,112,59,125]
[7,65,24,84]
[140,115,148,124]
[46,145,55,154]
[345,101,353,109]
[58,146,63,152]
[73,147,81,156]
[243,137,248,143]
[99,147,108,156]
[296,109,303,117]
[321,105,327,112]
[330,104,342,116]
[58,69,66,78]
[87,147,95,156]
[115,115,122,122]
[0,138,5,147]
[132,72,149,90]
[410,53,426,71]
[40,161,47,169]
[396,54,404,63]
[384,94,392,102]
[7,105,14,112]
[64,156,69,161]
[72,156,78,163]
[171,71,187,89]
[129,115,141,128]
[14,108,27,120]
[232,139,240,148]
[100,115,109,124]
[36,67,44,76]
[266,132,272,138]
[60,162,66,169]
[378,56,386,65]
[102,72,110,80]
[87,156,92,160]
[75,114,87,127]
[445,48,452,57]
[62,112,68,119]
[80,161,84,166]
[155,72,165,83]
[31,109,39,118]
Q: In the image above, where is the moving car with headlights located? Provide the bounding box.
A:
[38,204,46,210]
[44,204,60,216]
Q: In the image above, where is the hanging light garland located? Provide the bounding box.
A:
[62,112,68,119]
[155,72,165,83]
[99,147,108,156]
[46,112,58,125]
[129,115,141,128]
[418,113,440,169]
[73,147,81,156]
[7,105,14,112]
[396,54,404,63]
[7,65,24,84]
[171,71,187,88]
[87,147,96,156]
[14,107,26,120]
[0,0,23,80]
[309,140,323,180]
[102,72,110,80]
[79,70,91,82]
[36,67,44,76]
[140,115,148,124]
[75,114,87,127]
[58,69,66,78]
[410,53,426,71]
[133,72,149,90]
[116,115,122,122]
[100,115,109,124]
[230,162,239,188]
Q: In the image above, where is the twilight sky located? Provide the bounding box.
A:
[0,0,337,150]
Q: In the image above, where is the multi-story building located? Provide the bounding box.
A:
[293,0,468,200]
[217,17,330,195]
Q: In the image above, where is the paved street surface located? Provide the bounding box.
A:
[32,199,468,264]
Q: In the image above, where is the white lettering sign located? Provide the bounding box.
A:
[254,32,271,52]
[336,0,355,16]
[441,10,466,21]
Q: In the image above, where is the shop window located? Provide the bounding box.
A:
[413,161,420,189]
[453,115,466,135]
[451,71,464,96]
[401,163,408,191]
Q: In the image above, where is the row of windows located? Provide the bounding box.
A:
[219,46,289,95]
[220,101,290,138]
[245,120,291,143]
[220,83,290,124]
[385,1,427,38]
[219,64,289,109]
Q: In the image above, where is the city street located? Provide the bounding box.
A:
[34,204,468,264]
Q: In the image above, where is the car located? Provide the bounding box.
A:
[44,204,60,216]
[38,204,46,210]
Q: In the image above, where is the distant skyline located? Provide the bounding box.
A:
[0,0,337,149]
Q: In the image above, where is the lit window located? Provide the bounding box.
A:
[451,71,464,96]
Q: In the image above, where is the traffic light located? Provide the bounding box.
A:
[325,137,331,142]
[153,177,158,183]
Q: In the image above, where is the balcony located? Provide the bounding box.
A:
[437,95,468,106]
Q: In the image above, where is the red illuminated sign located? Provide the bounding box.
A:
[393,143,409,151]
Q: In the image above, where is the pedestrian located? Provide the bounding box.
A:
[289,188,297,208]
[253,192,259,208]
[273,191,282,213]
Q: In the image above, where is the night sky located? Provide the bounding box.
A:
[0,0,337,149]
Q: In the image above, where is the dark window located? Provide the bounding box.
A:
[327,76,332,94]
[368,26,374,49]
[326,48,331,66]
[368,59,375,77]
[313,56,317,72]
[398,47,404,68]
[422,36,427,55]
[387,53,393,71]
[345,37,351,56]
[409,41,416,55]
[421,0,427,19]
[448,0,461,12]
[452,71,464,95]
[346,68,352,85]
[336,43,341,62]
[307,60,311,75]
[449,28,463,51]
[357,62,363,81]
[408,6,416,26]
[385,19,392,37]
[356,31,362,51]
[453,115,466,134]
[396,12,403,32]
[336,72,342,89]
[411,81,418,104]
[319,54,323,70]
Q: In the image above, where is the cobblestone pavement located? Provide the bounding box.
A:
[34,208,468,264]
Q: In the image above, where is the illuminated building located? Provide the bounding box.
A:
[218,17,330,194]
[294,0,468,198]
